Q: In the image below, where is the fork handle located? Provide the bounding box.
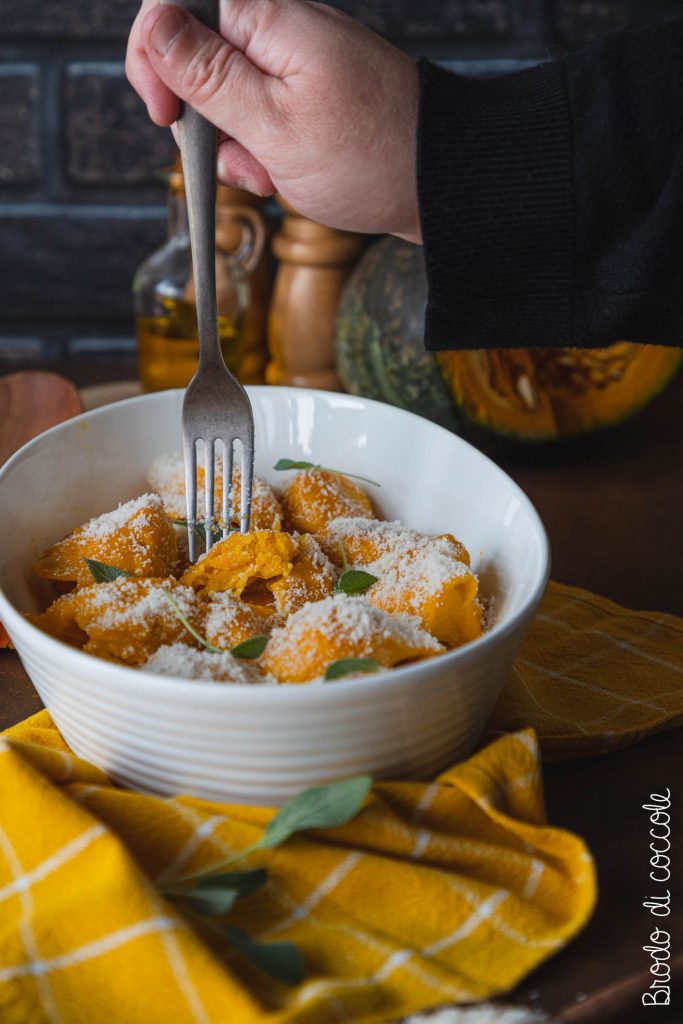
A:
[165,0,223,371]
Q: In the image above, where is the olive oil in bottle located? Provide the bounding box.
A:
[134,166,264,391]
[136,298,243,391]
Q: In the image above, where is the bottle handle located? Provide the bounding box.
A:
[226,206,266,275]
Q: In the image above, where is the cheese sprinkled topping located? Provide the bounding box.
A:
[269,593,442,654]
[78,577,198,631]
[80,493,164,540]
[368,536,469,601]
[143,643,274,684]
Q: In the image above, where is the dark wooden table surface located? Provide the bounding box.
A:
[1,356,681,1022]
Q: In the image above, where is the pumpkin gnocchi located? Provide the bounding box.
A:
[30,577,201,666]
[282,468,375,534]
[268,534,336,616]
[203,592,280,651]
[29,459,487,684]
[262,593,443,683]
[33,493,177,589]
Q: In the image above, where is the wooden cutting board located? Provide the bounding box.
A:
[0,371,83,465]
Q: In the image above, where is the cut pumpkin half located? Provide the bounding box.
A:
[438,343,682,440]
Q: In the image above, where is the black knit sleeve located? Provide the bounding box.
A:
[417,18,683,350]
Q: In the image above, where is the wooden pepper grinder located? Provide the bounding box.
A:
[266,196,365,389]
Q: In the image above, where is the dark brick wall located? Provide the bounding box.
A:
[554,0,683,45]
[0,0,140,39]
[332,1,511,40]
[64,66,176,187]
[1,0,682,369]
[0,68,40,185]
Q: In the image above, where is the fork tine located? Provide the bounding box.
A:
[183,435,198,564]
[239,434,254,534]
[204,438,216,554]
[222,438,234,539]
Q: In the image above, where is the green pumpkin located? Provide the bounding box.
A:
[336,236,682,441]
[335,236,460,431]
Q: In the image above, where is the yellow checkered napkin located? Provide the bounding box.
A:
[0,719,595,1024]
[489,581,683,759]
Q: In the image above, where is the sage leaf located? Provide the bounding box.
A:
[83,558,131,584]
[259,775,372,850]
[168,868,267,916]
[273,458,380,488]
[324,658,381,681]
[197,867,268,898]
[273,458,317,472]
[223,926,305,986]
[180,887,239,917]
[161,776,372,883]
[334,569,378,596]
[192,868,266,901]
[230,635,268,659]
[160,588,222,654]
[334,539,378,593]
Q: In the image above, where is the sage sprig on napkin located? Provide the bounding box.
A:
[163,775,372,984]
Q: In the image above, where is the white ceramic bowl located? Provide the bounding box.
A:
[0,387,549,804]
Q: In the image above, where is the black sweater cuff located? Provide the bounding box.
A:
[417,57,575,350]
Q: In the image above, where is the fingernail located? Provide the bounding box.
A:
[151,7,189,55]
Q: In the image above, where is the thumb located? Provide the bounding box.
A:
[140,4,273,145]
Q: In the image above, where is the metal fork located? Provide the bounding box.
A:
[168,0,254,562]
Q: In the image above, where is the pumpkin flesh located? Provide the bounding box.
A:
[438,343,682,440]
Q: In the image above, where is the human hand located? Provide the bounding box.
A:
[126,0,421,241]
